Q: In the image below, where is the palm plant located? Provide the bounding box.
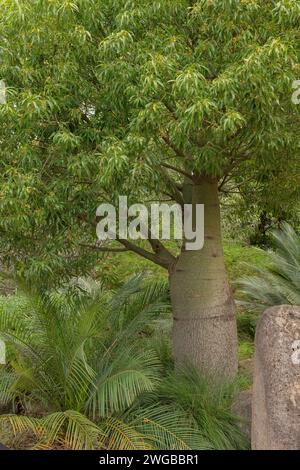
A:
[238,223,300,313]
[0,276,207,450]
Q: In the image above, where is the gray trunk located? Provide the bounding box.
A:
[170,178,238,378]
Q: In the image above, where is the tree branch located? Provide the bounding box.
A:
[81,239,173,270]
[160,133,193,162]
[161,163,193,180]
[147,234,176,265]
[80,243,129,253]
[159,167,185,205]
[117,238,174,270]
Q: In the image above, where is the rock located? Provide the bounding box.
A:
[252,305,300,450]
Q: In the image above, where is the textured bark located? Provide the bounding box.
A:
[170,178,238,378]
[252,305,300,450]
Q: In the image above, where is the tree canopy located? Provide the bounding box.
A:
[0,0,299,280]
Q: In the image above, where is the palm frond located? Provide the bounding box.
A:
[86,349,160,419]
[129,404,210,450]
[238,223,300,312]
[101,416,150,450]
[42,410,105,450]
[0,276,205,452]
[0,411,105,450]
[0,370,18,406]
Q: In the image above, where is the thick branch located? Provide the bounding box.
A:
[161,163,193,180]
[147,235,176,265]
[81,239,173,269]
[118,238,174,270]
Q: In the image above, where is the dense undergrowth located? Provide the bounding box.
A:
[0,274,250,450]
[0,241,270,450]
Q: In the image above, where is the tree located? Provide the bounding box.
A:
[0,0,300,377]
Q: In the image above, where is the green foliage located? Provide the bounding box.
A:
[239,223,300,312]
[224,242,268,283]
[238,341,255,361]
[153,366,250,450]
[0,275,168,416]
[0,0,299,276]
[237,311,257,342]
[0,276,204,450]
[104,239,267,287]
[1,1,293,449]
[0,275,249,450]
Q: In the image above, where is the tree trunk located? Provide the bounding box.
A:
[169,177,238,378]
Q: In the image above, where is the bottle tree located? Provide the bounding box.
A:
[0,0,299,377]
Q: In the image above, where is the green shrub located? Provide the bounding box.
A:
[153,366,250,450]
[0,276,206,450]
[0,276,248,450]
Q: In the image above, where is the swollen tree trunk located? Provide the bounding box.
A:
[169,177,238,378]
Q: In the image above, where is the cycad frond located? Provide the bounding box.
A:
[0,411,104,450]
[0,276,168,419]
[0,276,213,451]
[42,410,105,450]
[109,274,145,313]
[86,348,160,419]
[0,370,18,405]
[239,223,300,312]
[101,416,150,450]
[129,404,210,450]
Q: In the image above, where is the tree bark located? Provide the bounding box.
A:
[169,177,238,378]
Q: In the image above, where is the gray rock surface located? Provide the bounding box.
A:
[252,305,300,450]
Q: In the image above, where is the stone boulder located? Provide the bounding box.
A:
[252,305,300,450]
